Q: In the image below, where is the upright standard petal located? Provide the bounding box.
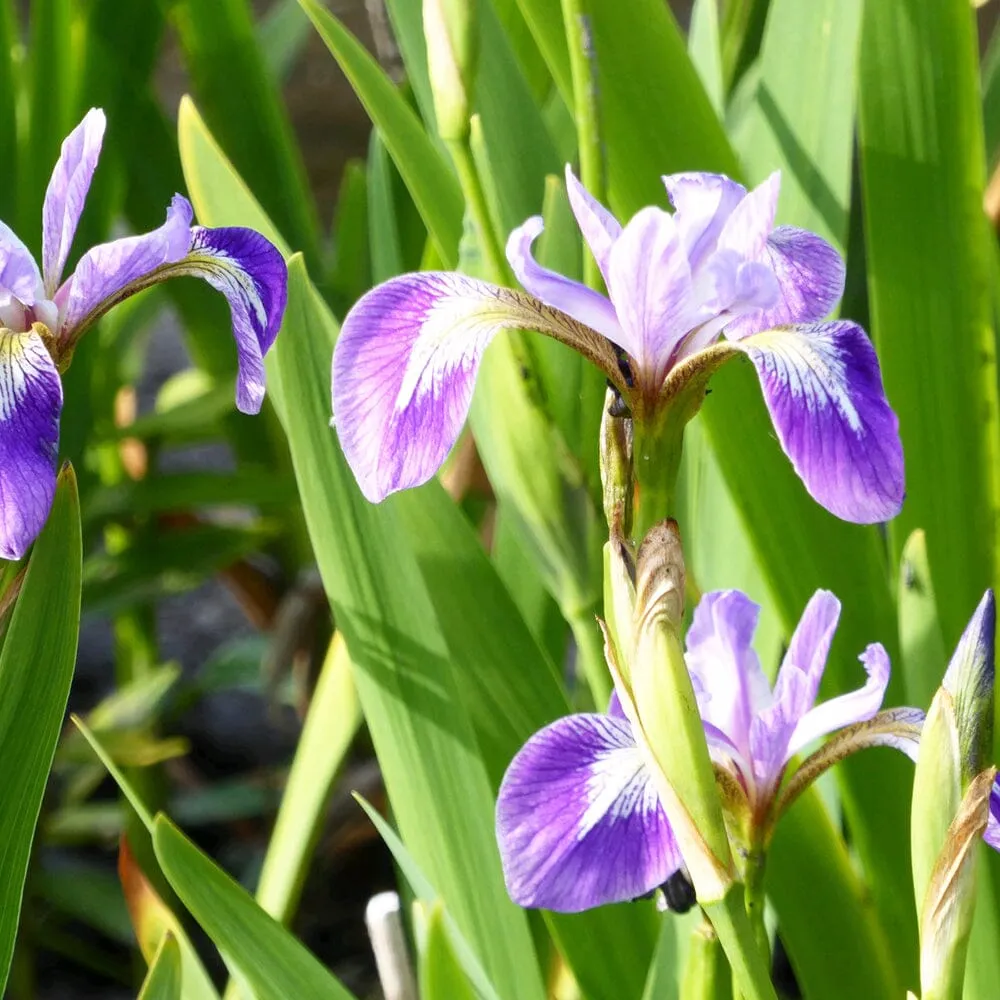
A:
[734,321,904,523]
[726,227,845,340]
[506,217,624,344]
[42,108,106,295]
[606,207,697,381]
[784,643,891,761]
[662,172,746,269]
[564,166,622,284]
[0,330,62,560]
[750,591,841,787]
[717,172,781,261]
[685,590,769,754]
[61,194,194,336]
[332,272,621,503]
[0,222,45,314]
[496,713,681,911]
[170,226,287,414]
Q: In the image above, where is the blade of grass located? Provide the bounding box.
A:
[0,466,81,995]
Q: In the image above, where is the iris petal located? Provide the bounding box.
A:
[61,195,193,336]
[170,226,287,414]
[717,172,781,261]
[750,591,841,785]
[60,198,285,414]
[0,330,62,560]
[662,172,746,269]
[784,642,891,762]
[726,226,845,339]
[506,217,625,344]
[564,166,622,284]
[606,207,697,380]
[496,713,681,911]
[42,108,106,295]
[332,271,620,502]
[0,222,45,317]
[735,321,904,524]
[685,590,769,755]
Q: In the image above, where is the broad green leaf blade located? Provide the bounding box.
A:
[0,0,19,222]
[735,0,861,249]
[253,634,361,923]
[356,796,502,1000]
[74,717,155,831]
[329,159,371,310]
[0,465,82,995]
[257,0,312,84]
[138,935,182,1000]
[588,0,739,213]
[858,0,1000,648]
[19,0,74,245]
[767,789,898,1000]
[898,530,947,712]
[399,481,658,1000]
[418,903,478,1000]
[152,815,358,1000]
[367,129,407,282]
[171,0,320,260]
[507,0,572,103]
[297,0,464,264]
[270,256,546,1000]
[688,0,724,117]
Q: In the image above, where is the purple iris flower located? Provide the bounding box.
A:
[495,589,922,913]
[0,108,287,561]
[332,168,903,524]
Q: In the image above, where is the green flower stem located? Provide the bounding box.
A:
[681,919,733,1000]
[702,887,780,1000]
[631,415,685,543]
[561,0,605,292]
[743,846,770,965]
[445,136,513,286]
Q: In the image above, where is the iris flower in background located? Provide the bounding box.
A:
[495,589,923,913]
[0,108,287,561]
[332,168,903,524]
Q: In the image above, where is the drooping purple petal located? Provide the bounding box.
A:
[685,590,770,756]
[985,780,1000,852]
[734,321,904,524]
[41,108,106,295]
[332,271,617,503]
[0,330,62,560]
[564,166,621,285]
[606,207,698,380]
[784,643,891,762]
[662,172,746,270]
[750,590,840,788]
[60,194,193,335]
[726,227,846,340]
[334,272,509,503]
[717,172,781,261]
[506,217,624,344]
[496,713,681,911]
[170,226,287,414]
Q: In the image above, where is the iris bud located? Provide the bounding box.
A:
[628,521,733,902]
[423,0,478,142]
[942,590,995,782]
